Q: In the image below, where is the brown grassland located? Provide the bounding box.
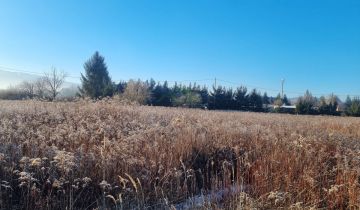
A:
[0,99,360,210]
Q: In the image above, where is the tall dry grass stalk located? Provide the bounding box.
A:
[0,99,359,209]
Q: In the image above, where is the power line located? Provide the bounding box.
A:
[0,66,81,79]
[217,79,280,93]
[0,65,213,85]
[281,79,285,99]
[155,79,213,83]
[216,78,360,98]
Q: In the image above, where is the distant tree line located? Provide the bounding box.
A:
[77,52,270,111]
[75,52,271,111]
[77,52,360,117]
[1,51,360,117]
[344,96,360,117]
[294,90,360,117]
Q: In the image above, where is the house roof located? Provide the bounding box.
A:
[281,105,296,109]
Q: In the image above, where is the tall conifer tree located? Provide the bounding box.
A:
[80,51,113,98]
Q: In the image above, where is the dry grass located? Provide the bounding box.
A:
[0,99,359,210]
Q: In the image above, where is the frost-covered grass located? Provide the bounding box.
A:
[0,99,360,209]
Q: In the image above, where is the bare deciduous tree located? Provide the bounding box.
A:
[34,78,47,99]
[43,67,66,101]
[19,81,35,99]
[122,79,150,104]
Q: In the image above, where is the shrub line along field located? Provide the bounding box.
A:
[0,100,360,209]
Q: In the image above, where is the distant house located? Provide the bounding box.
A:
[272,103,296,113]
[280,104,296,109]
[273,104,296,110]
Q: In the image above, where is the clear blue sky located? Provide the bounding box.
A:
[0,0,359,98]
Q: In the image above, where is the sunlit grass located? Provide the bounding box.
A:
[0,99,359,209]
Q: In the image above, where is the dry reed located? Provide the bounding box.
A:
[0,99,359,209]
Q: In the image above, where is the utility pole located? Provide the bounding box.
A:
[214,77,217,108]
[281,79,285,99]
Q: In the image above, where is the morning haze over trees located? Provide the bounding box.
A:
[0,67,65,101]
[0,51,360,117]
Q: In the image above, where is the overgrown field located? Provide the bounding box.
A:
[0,100,360,210]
